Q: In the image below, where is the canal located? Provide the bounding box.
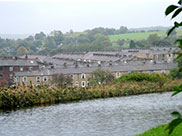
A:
[0,92,182,136]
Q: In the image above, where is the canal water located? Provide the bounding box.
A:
[0,92,182,136]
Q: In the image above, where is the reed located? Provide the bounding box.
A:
[0,79,181,110]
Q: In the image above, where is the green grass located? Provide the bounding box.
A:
[109,31,167,42]
[136,123,182,136]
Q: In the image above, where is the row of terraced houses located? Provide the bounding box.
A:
[0,47,179,87]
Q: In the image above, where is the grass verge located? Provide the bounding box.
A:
[136,123,182,136]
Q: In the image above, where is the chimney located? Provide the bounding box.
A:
[98,61,101,67]
[87,62,89,67]
[64,62,67,68]
[109,61,112,66]
[74,61,78,68]
[25,54,28,60]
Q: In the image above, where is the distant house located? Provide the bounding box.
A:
[0,57,39,86]
[14,63,177,88]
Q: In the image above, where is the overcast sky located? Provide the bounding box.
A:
[0,0,179,34]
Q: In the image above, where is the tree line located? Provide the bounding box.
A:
[0,26,178,56]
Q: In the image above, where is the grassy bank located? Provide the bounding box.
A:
[0,79,181,110]
[136,123,182,136]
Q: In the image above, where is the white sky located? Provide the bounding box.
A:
[0,0,179,34]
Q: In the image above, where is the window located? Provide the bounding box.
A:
[43,76,47,82]
[161,70,166,74]
[150,70,154,74]
[29,67,33,71]
[75,81,79,87]
[9,67,13,71]
[116,72,120,78]
[9,74,13,79]
[36,76,40,82]
[15,76,19,82]
[0,66,2,71]
[23,76,27,82]
[81,81,85,88]
[20,67,24,72]
[0,74,3,80]
[81,73,85,79]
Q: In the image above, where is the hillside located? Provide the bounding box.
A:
[109,31,167,41]
[109,29,182,42]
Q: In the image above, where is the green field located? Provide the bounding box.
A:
[109,31,167,41]
[109,29,182,42]
[136,123,182,136]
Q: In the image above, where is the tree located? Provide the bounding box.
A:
[117,39,125,49]
[165,1,182,134]
[170,68,182,79]
[147,34,160,46]
[129,40,136,48]
[51,73,73,88]
[35,32,46,41]
[25,35,34,41]
[89,69,114,85]
[17,46,29,56]
[50,30,64,46]
[43,36,56,49]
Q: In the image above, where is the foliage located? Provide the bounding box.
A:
[0,79,181,110]
[129,40,136,48]
[117,72,167,83]
[165,0,182,134]
[0,26,180,56]
[51,73,73,88]
[170,68,182,79]
[89,69,114,85]
[17,46,29,56]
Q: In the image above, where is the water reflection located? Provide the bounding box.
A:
[0,92,182,136]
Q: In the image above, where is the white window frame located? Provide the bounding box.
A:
[81,81,85,88]
[81,73,85,79]
[29,67,33,71]
[20,67,24,72]
[15,76,19,82]
[116,72,120,78]
[36,76,41,82]
[43,76,47,82]
[9,74,13,79]
[161,70,166,74]
[23,76,27,82]
[75,81,79,87]
[9,67,13,71]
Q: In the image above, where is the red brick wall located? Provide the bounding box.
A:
[0,65,39,86]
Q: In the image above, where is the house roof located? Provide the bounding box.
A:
[0,59,39,66]
[15,63,177,76]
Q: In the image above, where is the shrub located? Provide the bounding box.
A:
[170,68,182,79]
[116,72,167,83]
[89,68,114,85]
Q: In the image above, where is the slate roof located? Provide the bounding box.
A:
[0,59,38,66]
[15,63,177,76]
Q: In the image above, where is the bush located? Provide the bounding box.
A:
[116,72,167,83]
[89,68,114,85]
[170,68,182,79]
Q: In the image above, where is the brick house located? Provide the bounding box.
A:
[0,58,39,86]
